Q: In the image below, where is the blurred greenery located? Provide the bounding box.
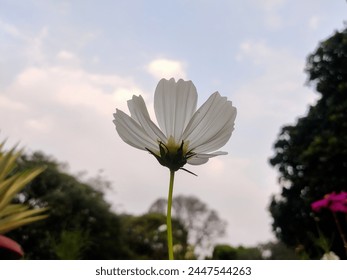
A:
[52,230,90,260]
[212,244,263,260]
[7,151,127,259]
[149,194,226,258]
[120,213,188,259]
[211,241,299,260]
[259,241,301,260]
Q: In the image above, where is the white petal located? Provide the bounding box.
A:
[187,151,227,165]
[193,118,234,154]
[154,78,197,141]
[113,109,159,152]
[187,157,209,165]
[127,95,166,143]
[182,92,237,153]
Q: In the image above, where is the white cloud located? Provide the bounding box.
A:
[0,19,23,38]
[259,0,286,11]
[308,15,321,30]
[9,64,143,114]
[0,60,147,164]
[257,0,286,30]
[147,58,187,80]
[112,87,144,105]
[25,118,52,133]
[16,67,49,87]
[207,158,226,174]
[235,40,316,121]
[25,27,49,64]
[0,95,28,111]
[57,50,77,61]
[0,20,49,69]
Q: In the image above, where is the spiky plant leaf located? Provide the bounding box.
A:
[0,141,48,234]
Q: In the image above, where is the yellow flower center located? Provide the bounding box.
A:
[165,136,189,156]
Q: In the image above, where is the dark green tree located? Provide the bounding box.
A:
[211,244,263,260]
[7,151,128,259]
[120,213,189,259]
[269,27,347,259]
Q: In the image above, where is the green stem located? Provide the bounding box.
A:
[332,212,347,255]
[167,169,175,260]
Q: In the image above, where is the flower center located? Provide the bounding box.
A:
[146,136,196,173]
[165,136,189,155]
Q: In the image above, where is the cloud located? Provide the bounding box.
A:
[308,15,322,30]
[0,54,146,159]
[0,19,23,38]
[235,40,316,122]
[259,0,286,11]
[147,58,187,80]
[25,118,52,133]
[10,63,143,114]
[57,50,77,61]
[0,95,27,111]
[257,0,286,30]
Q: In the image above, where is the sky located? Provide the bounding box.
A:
[1,0,346,248]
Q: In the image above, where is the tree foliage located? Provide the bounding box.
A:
[149,195,226,257]
[211,244,263,260]
[211,241,299,260]
[120,213,189,259]
[52,230,90,260]
[269,27,347,259]
[7,152,128,259]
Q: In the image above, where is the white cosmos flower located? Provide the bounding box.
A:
[321,251,340,260]
[113,78,237,173]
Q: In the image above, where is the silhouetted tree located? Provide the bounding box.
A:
[269,27,347,259]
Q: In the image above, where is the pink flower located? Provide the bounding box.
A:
[311,198,329,211]
[311,192,347,213]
